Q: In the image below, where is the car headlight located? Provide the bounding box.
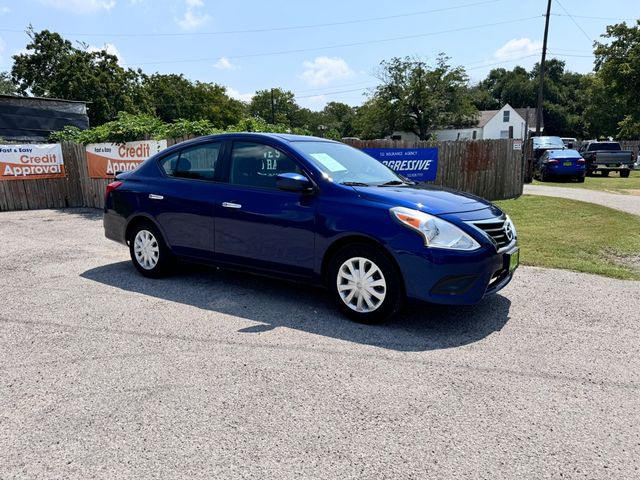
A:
[390,207,481,251]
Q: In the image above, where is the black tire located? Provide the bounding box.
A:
[577,175,585,183]
[601,170,609,177]
[128,221,173,278]
[620,170,630,178]
[328,243,404,324]
[540,169,549,182]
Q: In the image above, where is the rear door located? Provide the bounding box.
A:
[146,141,224,260]
[213,140,316,277]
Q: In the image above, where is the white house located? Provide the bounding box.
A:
[389,104,542,142]
[431,104,541,141]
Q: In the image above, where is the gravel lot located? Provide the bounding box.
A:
[1,209,639,480]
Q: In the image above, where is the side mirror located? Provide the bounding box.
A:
[276,172,313,192]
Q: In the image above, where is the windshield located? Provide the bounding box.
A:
[293,141,404,186]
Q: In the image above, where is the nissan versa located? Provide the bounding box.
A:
[104,133,519,323]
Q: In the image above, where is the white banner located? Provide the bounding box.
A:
[0,144,65,181]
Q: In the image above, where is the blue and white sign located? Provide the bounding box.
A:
[362,148,438,182]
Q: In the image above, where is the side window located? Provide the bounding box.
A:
[229,142,301,189]
[159,142,221,181]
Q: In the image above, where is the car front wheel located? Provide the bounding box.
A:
[328,243,403,324]
[129,222,172,277]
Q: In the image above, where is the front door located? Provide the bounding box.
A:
[214,141,316,277]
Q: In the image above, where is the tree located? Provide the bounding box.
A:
[0,71,16,95]
[592,20,640,139]
[249,88,300,127]
[368,55,477,140]
[12,28,151,125]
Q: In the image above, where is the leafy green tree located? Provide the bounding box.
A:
[11,28,151,125]
[368,55,477,140]
[352,98,393,140]
[592,20,640,139]
[0,71,16,94]
[249,88,300,127]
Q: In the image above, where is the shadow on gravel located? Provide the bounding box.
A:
[54,208,103,221]
[81,261,511,352]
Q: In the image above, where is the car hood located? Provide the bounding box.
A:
[352,184,500,216]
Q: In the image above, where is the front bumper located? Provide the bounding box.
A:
[394,242,518,305]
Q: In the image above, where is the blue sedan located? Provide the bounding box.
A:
[535,149,586,182]
[104,133,518,324]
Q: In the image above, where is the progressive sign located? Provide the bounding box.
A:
[86,140,167,179]
[362,148,438,182]
[0,144,65,181]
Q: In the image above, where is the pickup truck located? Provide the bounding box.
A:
[578,141,634,177]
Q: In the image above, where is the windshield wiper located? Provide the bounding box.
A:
[341,181,371,186]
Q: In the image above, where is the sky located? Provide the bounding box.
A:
[0,0,637,110]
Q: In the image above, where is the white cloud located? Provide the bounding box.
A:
[177,0,209,30]
[300,56,354,86]
[40,0,116,14]
[494,38,543,60]
[0,6,10,14]
[88,43,124,64]
[214,57,236,70]
[226,87,253,103]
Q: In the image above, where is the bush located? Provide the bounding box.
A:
[49,113,313,144]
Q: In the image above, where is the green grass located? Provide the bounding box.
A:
[495,195,640,280]
[532,170,640,194]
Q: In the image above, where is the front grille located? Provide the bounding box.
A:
[470,217,514,251]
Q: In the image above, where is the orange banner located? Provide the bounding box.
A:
[0,144,65,181]
[86,140,167,178]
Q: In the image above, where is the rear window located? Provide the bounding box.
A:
[533,136,565,149]
[587,143,621,151]
[549,149,581,159]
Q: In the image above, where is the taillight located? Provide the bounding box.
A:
[546,159,559,164]
[105,180,123,200]
[577,158,585,164]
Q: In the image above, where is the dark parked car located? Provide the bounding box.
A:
[535,149,586,182]
[104,133,518,324]
[578,141,634,177]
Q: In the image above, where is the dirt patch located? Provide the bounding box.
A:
[620,189,640,196]
[605,250,640,272]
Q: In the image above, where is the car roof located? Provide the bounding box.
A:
[196,132,336,143]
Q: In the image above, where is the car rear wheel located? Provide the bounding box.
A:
[620,170,630,178]
[328,243,403,324]
[577,175,585,183]
[129,222,172,278]
[601,170,609,177]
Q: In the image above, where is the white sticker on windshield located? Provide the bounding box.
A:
[309,153,347,172]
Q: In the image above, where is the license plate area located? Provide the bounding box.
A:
[563,161,572,166]
[505,247,519,273]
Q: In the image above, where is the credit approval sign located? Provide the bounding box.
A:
[0,144,65,181]
[86,140,167,178]
[362,147,438,182]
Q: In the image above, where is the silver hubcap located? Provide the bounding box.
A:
[133,229,160,270]
[336,257,387,313]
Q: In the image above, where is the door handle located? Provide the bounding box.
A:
[222,202,242,209]
[149,194,164,200]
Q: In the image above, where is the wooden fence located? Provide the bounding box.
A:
[345,138,524,201]
[0,137,524,212]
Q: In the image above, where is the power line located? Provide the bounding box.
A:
[554,0,593,43]
[2,0,502,38]
[124,16,541,67]
[551,13,637,22]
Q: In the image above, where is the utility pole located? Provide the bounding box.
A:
[536,0,552,136]
[270,88,275,124]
